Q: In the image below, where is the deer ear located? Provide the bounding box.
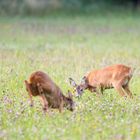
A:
[24,80,30,89]
[24,80,28,86]
[67,90,73,99]
[80,76,87,85]
[69,78,77,87]
[24,80,29,90]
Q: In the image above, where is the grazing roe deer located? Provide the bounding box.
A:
[69,64,133,98]
[25,71,74,112]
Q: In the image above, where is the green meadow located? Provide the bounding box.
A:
[1,12,140,140]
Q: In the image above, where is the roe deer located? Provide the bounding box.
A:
[25,71,74,112]
[69,64,133,98]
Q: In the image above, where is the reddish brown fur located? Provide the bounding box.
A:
[70,64,133,98]
[86,64,133,97]
[25,71,74,112]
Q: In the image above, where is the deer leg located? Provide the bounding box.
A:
[95,86,104,97]
[25,80,34,107]
[59,96,64,113]
[100,86,104,95]
[88,86,102,97]
[113,83,126,97]
[37,83,48,112]
[123,85,133,98]
[26,86,34,107]
[28,91,34,107]
[40,94,48,113]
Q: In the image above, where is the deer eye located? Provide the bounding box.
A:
[80,89,83,92]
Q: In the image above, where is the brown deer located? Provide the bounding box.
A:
[69,64,133,98]
[25,71,74,112]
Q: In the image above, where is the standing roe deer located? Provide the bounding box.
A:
[69,64,133,98]
[25,71,74,112]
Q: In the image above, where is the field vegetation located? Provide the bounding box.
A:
[1,12,140,140]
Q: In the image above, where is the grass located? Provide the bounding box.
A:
[0,12,140,140]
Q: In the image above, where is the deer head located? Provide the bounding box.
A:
[69,76,88,97]
[64,90,75,111]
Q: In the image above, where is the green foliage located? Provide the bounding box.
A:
[0,0,26,15]
[0,13,140,140]
[0,0,138,15]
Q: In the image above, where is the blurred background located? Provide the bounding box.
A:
[0,0,140,16]
[1,1,140,140]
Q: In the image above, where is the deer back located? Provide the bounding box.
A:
[86,64,132,87]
